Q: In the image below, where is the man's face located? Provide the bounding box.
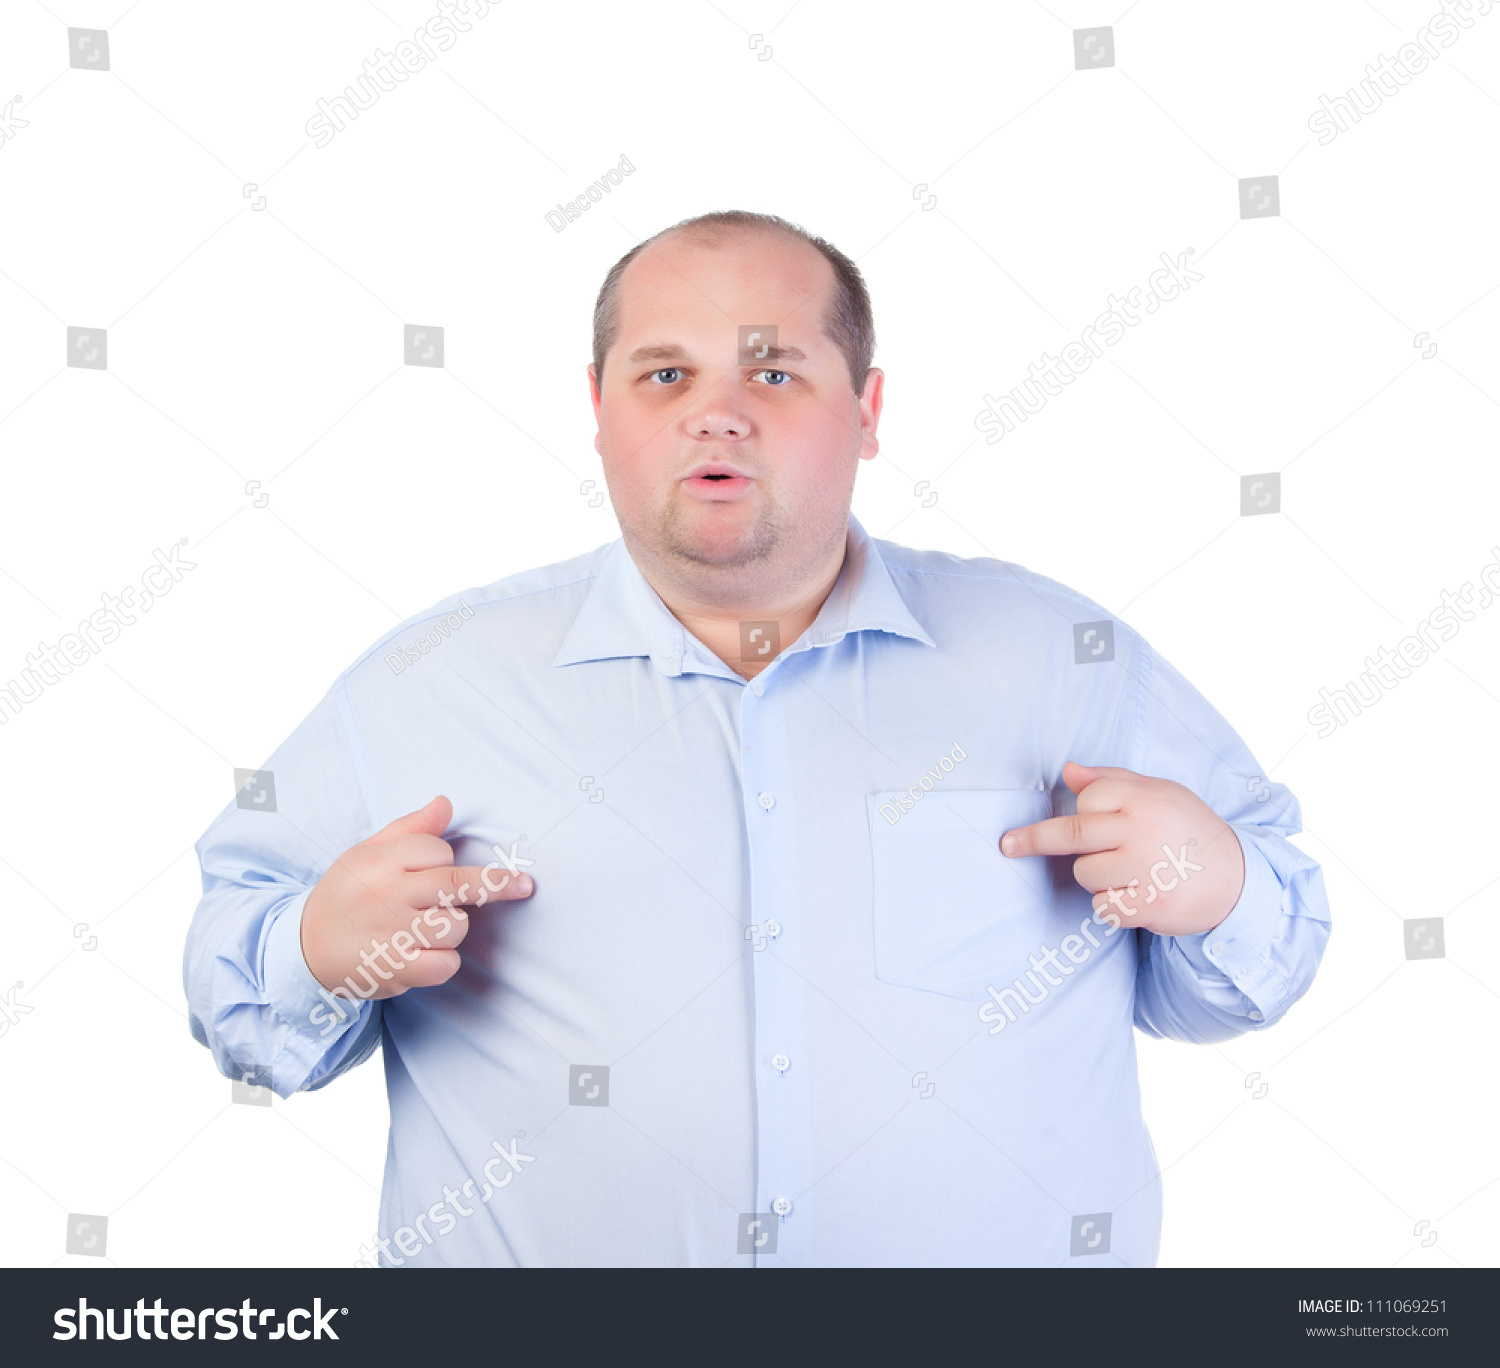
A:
[589,229,882,578]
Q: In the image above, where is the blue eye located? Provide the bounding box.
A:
[755,370,791,386]
[649,368,682,384]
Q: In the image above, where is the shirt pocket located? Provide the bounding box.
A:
[867,788,1055,1001]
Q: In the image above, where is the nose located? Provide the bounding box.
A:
[684,369,752,441]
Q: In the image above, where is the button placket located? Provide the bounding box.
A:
[741,680,811,1263]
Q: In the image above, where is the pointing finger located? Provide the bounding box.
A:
[1001,812,1129,859]
[400,863,534,911]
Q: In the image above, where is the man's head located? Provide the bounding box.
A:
[588,211,883,600]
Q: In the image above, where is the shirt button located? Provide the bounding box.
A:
[751,679,764,695]
[1209,941,1228,956]
[772,1197,792,1217]
[770,1053,790,1073]
[1248,1010,1263,1021]
[758,793,775,810]
[764,919,782,938]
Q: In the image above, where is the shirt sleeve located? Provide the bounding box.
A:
[1121,633,1332,1044]
[182,679,384,1097]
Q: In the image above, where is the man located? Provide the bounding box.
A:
[185,210,1330,1267]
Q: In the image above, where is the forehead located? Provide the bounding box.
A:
[612,228,836,347]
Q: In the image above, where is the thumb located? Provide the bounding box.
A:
[374,795,453,841]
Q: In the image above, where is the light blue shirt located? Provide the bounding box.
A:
[185,514,1330,1267]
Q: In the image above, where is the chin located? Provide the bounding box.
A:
[667,511,776,569]
[677,536,767,570]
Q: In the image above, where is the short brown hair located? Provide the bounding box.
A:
[592,210,876,395]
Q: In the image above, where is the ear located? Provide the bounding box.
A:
[588,364,605,457]
[857,367,884,460]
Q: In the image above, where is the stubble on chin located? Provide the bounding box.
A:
[654,497,786,572]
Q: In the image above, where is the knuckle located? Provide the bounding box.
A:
[453,868,481,897]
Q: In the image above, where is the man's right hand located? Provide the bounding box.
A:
[300,795,533,1001]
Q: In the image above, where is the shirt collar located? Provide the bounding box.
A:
[553,513,936,678]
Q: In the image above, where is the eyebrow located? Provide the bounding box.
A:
[625,342,809,364]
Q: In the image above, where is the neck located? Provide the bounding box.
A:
[630,522,851,680]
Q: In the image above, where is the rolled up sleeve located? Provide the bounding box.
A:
[1121,634,1332,1043]
[183,681,383,1097]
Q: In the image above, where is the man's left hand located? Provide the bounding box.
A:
[1000,761,1246,936]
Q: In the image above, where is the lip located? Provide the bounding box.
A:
[680,462,756,501]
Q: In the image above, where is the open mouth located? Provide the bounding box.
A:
[682,465,755,499]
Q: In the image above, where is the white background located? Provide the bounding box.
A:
[1,0,1496,1268]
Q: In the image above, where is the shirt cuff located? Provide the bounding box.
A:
[264,889,370,1042]
[1166,825,1289,1022]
